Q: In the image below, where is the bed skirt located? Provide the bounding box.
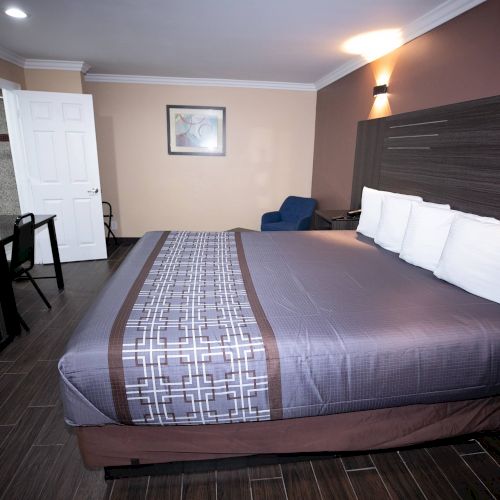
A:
[76,396,500,468]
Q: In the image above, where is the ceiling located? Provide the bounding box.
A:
[0,0,484,86]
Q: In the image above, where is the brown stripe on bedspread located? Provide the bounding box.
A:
[108,231,169,424]
[235,233,283,420]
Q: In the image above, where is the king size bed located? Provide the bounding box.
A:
[59,229,500,468]
[59,94,500,470]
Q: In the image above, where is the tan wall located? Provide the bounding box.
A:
[0,58,25,88]
[24,68,83,93]
[312,0,500,209]
[85,82,317,236]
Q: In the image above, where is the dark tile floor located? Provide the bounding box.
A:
[0,242,499,499]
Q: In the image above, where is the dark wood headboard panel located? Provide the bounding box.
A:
[351,94,500,219]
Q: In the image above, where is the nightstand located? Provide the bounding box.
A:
[314,209,360,230]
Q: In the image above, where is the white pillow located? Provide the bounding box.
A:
[399,202,453,271]
[374,193,423,252]
[356,187,388,238]
[434,215,500,304]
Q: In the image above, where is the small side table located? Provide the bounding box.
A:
[314,209,360,230]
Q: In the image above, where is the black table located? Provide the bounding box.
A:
[314,209,360,230]
[0,214,64,349]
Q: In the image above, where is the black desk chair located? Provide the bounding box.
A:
[10,213,51,332]
[102,201,118,246]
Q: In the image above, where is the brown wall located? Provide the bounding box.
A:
[85,82,316,236]
[311,0,500,209]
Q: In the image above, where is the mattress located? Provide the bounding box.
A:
[59,230,500,427]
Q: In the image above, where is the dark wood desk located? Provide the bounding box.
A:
[314,209,360,230]
[0,214,64,349]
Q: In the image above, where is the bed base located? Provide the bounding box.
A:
[104,450,341,480]
[78,395,500,475]
[102,431,492,480]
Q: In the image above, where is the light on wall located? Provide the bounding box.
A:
[341,29,403,62]
[373,84,388,97]
[369,84,391,119]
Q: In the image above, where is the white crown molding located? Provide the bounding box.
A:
[0,44,90,72]
[314,0,486,90]
[24,58,90,72]
[0,45,25,67]
[0,0,486,91]
[84,73,317,91]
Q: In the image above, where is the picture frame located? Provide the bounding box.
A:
[166,105,226,156]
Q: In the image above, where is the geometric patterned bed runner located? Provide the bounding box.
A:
[109,231,279,425]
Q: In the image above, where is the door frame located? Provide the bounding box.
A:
[3,90,38,233]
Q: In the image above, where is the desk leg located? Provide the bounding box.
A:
[47,219,64,290]
[0,242,21,340]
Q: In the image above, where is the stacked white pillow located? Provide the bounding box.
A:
[356,187,389,238]
[374,193,423,253]
[434,214,500,304]
[355,185,500,304]
[399,202,453,271]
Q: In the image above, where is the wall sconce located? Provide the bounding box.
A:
[373,84,388,97]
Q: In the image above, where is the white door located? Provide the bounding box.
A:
[4,90,107,263]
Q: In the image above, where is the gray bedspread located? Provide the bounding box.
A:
[59,230,500,426]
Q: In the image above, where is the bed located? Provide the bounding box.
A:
[59,229,500,468]
[59,94,500,469]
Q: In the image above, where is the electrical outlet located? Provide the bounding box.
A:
[111,220,118,230]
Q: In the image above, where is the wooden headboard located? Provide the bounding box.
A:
[351,94,500,219]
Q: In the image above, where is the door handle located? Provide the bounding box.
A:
[88,188,99,194]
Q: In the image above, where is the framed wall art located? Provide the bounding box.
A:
[166,105,226,156]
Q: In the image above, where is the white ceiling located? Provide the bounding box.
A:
[0,0,484,86]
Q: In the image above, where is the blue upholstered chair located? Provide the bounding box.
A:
[261,196,317,231]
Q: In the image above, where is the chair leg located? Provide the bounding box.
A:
[18,313,30,332]
[24,270,52,310]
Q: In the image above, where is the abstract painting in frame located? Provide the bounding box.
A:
[166,105,226,156]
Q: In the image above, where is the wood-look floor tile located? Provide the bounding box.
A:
[426,445,494,499]
[0,406,52,482]
[1,444,62,500]
[248,463,282,479]
[312,458,356,499]
[399,448,460,499]
[281,462,322,500]
[370,451,425,499]
[452,438,483,456]
[251,478,287,500]
[110,476,149,500]
[29,360,60,406]
[34,402,70,446]
[479,435,500,465]
[0,362,13,375]
[0,361,57,425]
[462,452,500,498]
[0,373,26,408]
[341,453,375,471]
[347,468,391,499]
[38,326,75,360]
[145,474,182,500]
[182,471,216,500]
[0,425,13,449]
[8,325,71,374]
[73,467,112,500]
[216,468,252,500]
[39,436,86,500]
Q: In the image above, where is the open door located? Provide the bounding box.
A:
[4,90,107,263]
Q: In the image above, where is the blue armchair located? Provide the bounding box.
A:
[261,196,317,231]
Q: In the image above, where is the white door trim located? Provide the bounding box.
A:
[0,78,21,90]
[2,90,36,217]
